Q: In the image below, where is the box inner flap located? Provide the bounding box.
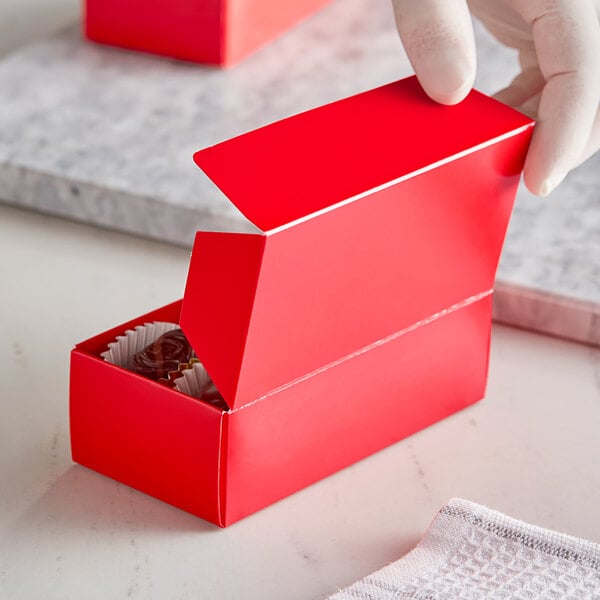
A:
[193,75,533,232]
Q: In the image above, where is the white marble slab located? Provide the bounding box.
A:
[0,0,598,345]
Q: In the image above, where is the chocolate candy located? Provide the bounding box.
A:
[130,328,194,381]
[201,383,229,411]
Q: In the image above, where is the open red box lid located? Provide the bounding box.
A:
[181,76,534,409]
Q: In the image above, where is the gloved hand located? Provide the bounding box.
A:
[391,0,600,196]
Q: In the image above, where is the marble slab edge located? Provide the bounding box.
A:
[493,281,599,347]
[0,161,255,242]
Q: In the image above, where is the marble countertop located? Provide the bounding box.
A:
[1,202,600,600]
[0,0,598,346]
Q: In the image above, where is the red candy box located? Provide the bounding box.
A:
[70,76,534,526]
[84,0,331,66]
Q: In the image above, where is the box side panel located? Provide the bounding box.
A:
[232,134,527,405]
[223,295,492,525]
[70,304,225,525]
[84,0,224,65]
[223,0,331,65]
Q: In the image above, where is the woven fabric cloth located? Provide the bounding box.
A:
[328,498,600,599]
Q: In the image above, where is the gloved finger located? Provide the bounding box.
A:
[493,67,545,109]
[392,0,476,105]
[576,108,600,166]
[514,0,600,195]
[519,91,542,120]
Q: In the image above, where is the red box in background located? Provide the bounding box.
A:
[84,0,331,66]
[70,77,534,526]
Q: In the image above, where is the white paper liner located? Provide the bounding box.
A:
[100,321,180,368]
[173,362,214,398]
[101,322,226,409]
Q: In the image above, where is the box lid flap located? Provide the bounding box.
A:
[193,76,532,232]
[182,76,534,410]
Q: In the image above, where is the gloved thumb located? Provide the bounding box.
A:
[392,0,476,105]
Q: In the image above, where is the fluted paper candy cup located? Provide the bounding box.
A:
[174,363,229,410]
[164,357,200,387]
[101,321,196,382]
[101,322,181,369]
[101,322,225,407]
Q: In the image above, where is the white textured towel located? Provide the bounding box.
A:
[328,498,600,599]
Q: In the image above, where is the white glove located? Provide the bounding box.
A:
[391,0,600,196]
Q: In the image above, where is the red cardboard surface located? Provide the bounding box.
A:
[70,302,226,525]
[224,0,330,64]
[184,77,534,409]
[194,77,533,231]
[70,78,534,525]
[70,294,492,527]
[222,294,493,525]
[84,0,330,66]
